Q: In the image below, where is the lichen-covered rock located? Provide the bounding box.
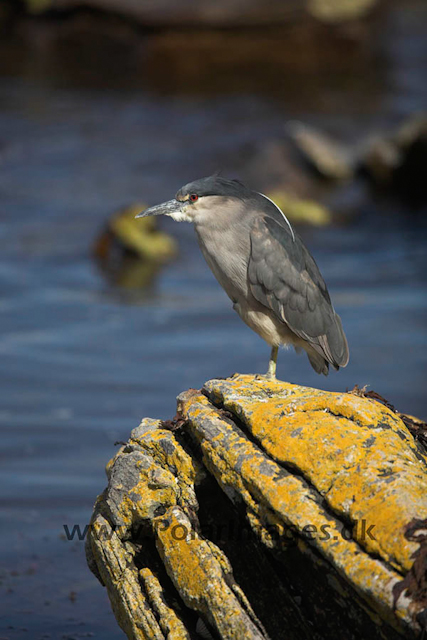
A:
[268,190,332,225]
[307,0,377,23]
[87,377,427,640]
[93,204,177,290]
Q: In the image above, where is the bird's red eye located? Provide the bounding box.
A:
[189,194,198,202]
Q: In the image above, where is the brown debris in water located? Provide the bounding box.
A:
[392,518,427,629]
[348,384,427,452]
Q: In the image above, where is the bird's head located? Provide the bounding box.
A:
[136,175,250,225]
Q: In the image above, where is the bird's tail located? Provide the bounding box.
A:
[307,349,329,376]
[327,312,349,369]
[307,312,349,375]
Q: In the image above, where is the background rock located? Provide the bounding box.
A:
[23,0,379,26]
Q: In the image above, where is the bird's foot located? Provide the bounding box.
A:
[255,372,277,381]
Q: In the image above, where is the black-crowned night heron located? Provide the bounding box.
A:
[137,175,349,379]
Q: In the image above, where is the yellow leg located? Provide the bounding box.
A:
[266,346,278,379]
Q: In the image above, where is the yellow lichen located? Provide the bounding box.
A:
[202,376,427,575]
[154,507,265,638]
[179,383,425,633]
[139,568,190,639]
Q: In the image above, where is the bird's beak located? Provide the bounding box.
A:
[136,199,183,219]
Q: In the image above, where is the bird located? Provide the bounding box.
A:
[136,175,349,379]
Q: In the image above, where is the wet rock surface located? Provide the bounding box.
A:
[87,376,427,639]
[287,113,427,207]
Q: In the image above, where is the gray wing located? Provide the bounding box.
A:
[248,215,349,369]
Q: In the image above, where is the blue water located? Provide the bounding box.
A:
[0,5,426,638]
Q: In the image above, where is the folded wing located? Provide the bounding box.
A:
[248,215,349,370]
